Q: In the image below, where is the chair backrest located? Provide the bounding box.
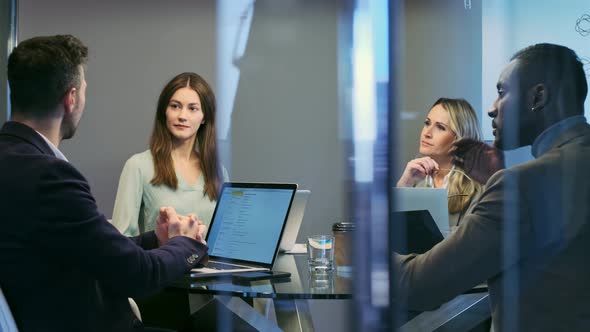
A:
[128,298,142,321]
[0,286,18,332]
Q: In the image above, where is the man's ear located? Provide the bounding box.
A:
[63,87,77,114]
[530,83,548,112]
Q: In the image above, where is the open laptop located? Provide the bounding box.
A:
[190,182,297,278]
[391,210,444,254]
[279,190,311,252]
[393,187,450,237]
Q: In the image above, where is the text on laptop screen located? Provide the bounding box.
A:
[207,187,293,264]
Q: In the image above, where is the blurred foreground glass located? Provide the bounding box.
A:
[307,235,335,273]
[344,0,393,330]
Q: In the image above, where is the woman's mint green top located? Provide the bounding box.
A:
[111,150,229,236]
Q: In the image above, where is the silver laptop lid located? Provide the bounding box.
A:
[205,182,298,268]
[393,187,450,237]
[279,190,311,251]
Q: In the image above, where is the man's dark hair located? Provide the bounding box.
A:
[511,43,588,114]
[7,35,88,117]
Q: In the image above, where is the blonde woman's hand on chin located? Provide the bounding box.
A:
[396,157,439,187]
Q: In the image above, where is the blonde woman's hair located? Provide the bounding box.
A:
[432,98,483,214]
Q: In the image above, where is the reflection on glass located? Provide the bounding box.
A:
[309,272,335,294]
[347,0,391,330]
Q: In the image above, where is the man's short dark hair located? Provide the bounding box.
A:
[7,35,88,117]
[511,43,588,113]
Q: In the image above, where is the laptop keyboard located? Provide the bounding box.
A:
[206,261,239,270]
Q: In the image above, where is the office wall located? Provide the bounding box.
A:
[482,0,590,142]
[18,0,346,240]
[229,0,346,240]
[18,0,218,219]
[399,0,482,173]
[480,0,590,166]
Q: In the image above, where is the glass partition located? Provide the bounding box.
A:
[6,0,590,331]
[382,1,590,331]
[1,0,18,122]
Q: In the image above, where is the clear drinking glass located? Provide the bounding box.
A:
[307,235,335,273]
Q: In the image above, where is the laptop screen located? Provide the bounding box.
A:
[206,183,297,265]
[391,210,444,255]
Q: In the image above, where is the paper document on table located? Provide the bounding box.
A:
[284,243,307,254]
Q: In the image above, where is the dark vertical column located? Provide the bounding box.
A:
[0,0,18,123]
[389,1,404,329]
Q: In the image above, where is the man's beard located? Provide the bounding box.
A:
[61,110,78,140]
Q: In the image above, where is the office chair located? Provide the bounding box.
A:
[129,298,142,321]
[0,286,18,332]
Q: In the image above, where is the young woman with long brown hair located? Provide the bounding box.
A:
[111,72,228,235]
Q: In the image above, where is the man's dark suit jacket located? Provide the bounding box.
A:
[0,121,208,331]
[395,122,590,331]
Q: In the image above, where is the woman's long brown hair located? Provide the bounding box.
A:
[149,72,222,201]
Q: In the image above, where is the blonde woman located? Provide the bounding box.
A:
[397,98,490,228]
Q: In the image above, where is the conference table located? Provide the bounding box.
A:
[139,253,490,332]
[179,253,351,331]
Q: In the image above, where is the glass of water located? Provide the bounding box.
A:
[307,235,335,274]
